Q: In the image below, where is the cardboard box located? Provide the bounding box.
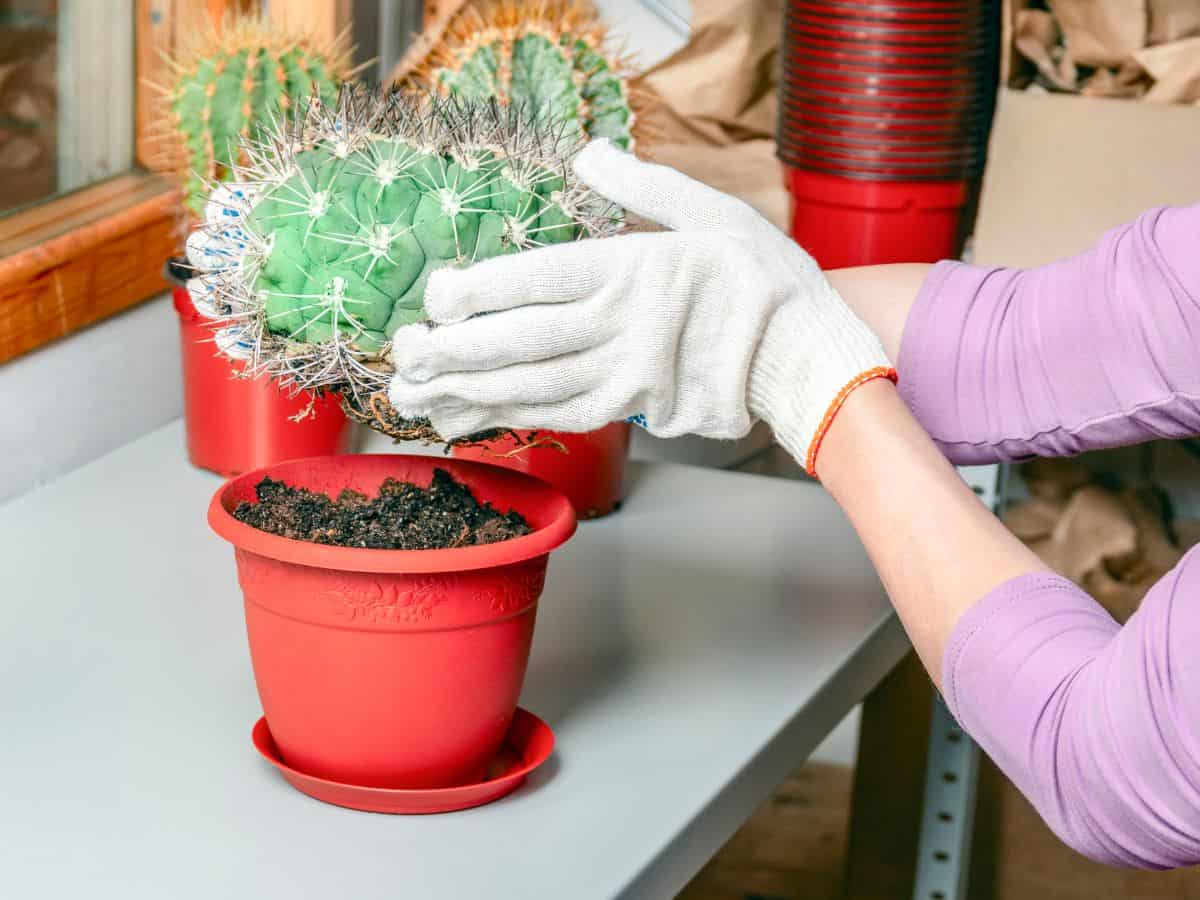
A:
[972,1,1200,267]
[973,88,1200,267]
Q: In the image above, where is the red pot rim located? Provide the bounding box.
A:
[778,151,980,181]
[780,100,985,125]
[794,7,986,25]
[783,20,992,45]
[784,71,990,98]
[208,454,578,574]
[791,1,987,11]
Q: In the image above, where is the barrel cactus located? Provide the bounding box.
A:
[399,0,644,151]
[148,12,355,214]
[185,86,622,440]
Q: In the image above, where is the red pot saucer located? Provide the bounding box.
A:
[252,707,555,814]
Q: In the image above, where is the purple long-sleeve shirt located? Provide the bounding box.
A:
[896,204,1200,869]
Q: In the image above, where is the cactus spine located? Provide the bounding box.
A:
[187,87,621,437]
[402,0,643,151]
[149,13,354,214]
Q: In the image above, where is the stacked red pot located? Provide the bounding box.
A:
[778,0,1000,268]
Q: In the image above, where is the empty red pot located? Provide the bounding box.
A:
[785,165,970,267]
[209,454,576,789]
[173,283,354,477]
[452,422,632,520]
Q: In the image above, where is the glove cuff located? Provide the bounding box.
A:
[748,293,895,477]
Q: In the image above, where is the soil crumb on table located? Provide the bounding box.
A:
[233,469,532,549]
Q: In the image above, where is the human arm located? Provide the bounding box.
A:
[817,204,1200,867]
[387,145,1200,868]
[819,380,1200,868]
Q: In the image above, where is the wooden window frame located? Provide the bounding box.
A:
[0,0,355,367]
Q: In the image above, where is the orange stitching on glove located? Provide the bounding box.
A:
[805,366,898,477]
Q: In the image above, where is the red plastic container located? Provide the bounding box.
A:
[785,166,969,268]
[452,422,632,520]
[174,285,354,476]
[782,135,979,168]
[785,20,990,48]
[209,454,576,790]
[801,4,984,24]
[780,116,983,149]
[779,102,991,135]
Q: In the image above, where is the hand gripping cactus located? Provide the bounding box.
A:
[147,12,356,214]
[186,86,621,441]
[397,0,645,151]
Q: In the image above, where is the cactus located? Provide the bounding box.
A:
[186,86,622,440]
[148,13,355,214]
[401,0,643,151]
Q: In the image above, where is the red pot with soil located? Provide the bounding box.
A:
[169,263,354,477]
[451,422,632,520]
[208,454,576,793]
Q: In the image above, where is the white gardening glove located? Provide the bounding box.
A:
[388,140,895,475]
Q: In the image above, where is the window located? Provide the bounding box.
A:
[0,0,176,366]
[0,0,432,367]
[0,1,134,215]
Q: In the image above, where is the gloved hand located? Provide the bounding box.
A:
[387,139,895,475]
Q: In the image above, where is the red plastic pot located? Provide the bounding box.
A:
[787,71,988,101]
[782,132,983,164]
[779,116,984,150]
[781,42,989,73]
[779,90,986,123]
[208,454,576,789]
[781,60,989,91]
[451,422,632,520]
[784,20,991,49]
[798,4,985,25]
[174,285,354,476]
[784,165,970,267]
[779,102,992,137]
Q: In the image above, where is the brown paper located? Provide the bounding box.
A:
[646,140,787,229]
[1148,0,1200,45]
[1004,461,1197,621]
[1137,35,1200,102]
[632,0,781,147]
[1014,9,1079,91]
[1079,59,1150,99]
[1048,0,1147,68]
[1010,0,1198,102]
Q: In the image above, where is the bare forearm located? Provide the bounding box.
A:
[826,264,931,363]
[814,379,1045,682]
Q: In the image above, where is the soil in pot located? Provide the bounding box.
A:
[233,468,531,550]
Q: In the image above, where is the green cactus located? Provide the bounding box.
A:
[188,87,621,432]
[410,0,640,150]
[151,14,353,214]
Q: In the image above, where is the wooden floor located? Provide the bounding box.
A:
[678,760,1200,900]
[678,762,851,900]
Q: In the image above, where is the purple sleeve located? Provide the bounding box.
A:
[943,562,1200,868]
[899,205,1200,867]
[897,204,1200,465]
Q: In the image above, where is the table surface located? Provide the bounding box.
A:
[0,422,908,900]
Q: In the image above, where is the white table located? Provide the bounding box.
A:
[0,422,908,899]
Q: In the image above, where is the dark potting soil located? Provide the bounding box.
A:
[232,469,532,549]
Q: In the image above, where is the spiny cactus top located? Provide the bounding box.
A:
[404,0,642,151]
[148,13,355,213]
[186,87,621,428]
